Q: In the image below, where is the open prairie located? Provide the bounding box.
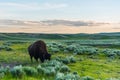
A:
[0,33,120,80]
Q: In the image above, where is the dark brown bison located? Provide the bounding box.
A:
[28,40,51,63]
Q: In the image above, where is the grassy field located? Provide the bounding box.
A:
[0,33,120,80]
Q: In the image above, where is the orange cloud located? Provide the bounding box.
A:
[0,20,120,34]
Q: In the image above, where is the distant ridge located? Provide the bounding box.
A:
[0,32,120,40]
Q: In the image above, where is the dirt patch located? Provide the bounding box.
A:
[0,62,23,68]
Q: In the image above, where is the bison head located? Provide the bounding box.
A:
[44,53,51,60]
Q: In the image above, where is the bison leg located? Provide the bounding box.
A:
[35,58,39,62]
[30,56,33,62]
[40,56,44,63]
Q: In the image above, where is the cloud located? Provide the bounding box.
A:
[41,20,109,26]
[0,19,119,34]
[113,27,120,29]
[0,2,68,10]
[112,24,120,29]
[0,2,29,8]
[42,3,68,9]
[0,19,109,27]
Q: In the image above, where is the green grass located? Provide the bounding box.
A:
[0,38,120,80]
[68,58,120,79]
[0,51,29,63]
[53,53,120,79]
[1,51,119,79]
[2,74,54,80]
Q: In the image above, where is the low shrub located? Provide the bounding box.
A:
[37,65,44,74]
[65,45,76,52]
[0,46,13,51]
[74,47,99,55]
[43,67,56,76]
[41,60,62,68]
[3,42,12,46]
[0,66,6,74]
[0,66,10,75]
[55,72,80,80]
[62,58,70,64]
[5,47,13,51]
[50,47,60,53]
[38,60,62,76]
[64,73,80,80]
[59,65,70,73]
[10,65,25,78]
[0,72,5,79]
[53,56,77,65]
[55,72,64,80]
[69,56,76,63]
[102,49,118,58]
[23,66,38,76]
[81,76,94,80]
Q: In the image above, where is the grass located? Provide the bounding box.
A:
[0,52,28,63]
[2,74,54,80]
[1,51,119,79]
[0,39,120,80]
[53,53,120,79]
[68,58,120,79]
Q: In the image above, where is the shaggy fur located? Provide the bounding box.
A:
[28,40,51,63]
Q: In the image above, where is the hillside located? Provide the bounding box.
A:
[0,32,120,40]
[0,32,120,80]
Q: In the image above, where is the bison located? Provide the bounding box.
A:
[28,40,51,63]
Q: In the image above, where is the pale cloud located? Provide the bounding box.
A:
[113,28,120,29]
[0,20,120,33]
[0,24,120,34]
[0,2,30,8]
[0,20,109,27]
[0,2,68,20]
[42,3,68,9]
[0,2,68,10]
[112,23,120,29]
[41,20,109,27]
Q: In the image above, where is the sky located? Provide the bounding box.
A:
[0,0,120,22]
[0,0,120,33]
